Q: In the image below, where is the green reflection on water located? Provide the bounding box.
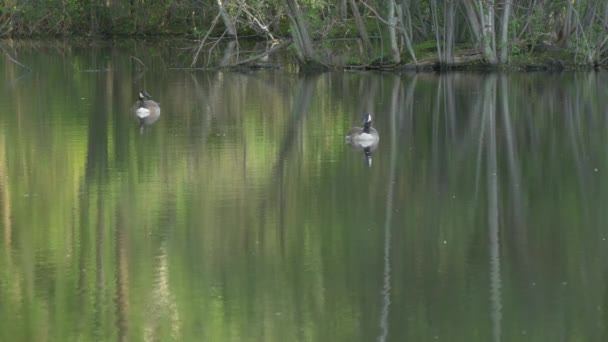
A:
[1,42,608,341]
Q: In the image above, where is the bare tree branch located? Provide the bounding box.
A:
[0,45,31,71]
[130,55,147,70]
[191,11,223,67]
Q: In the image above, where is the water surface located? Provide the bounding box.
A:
[1,41,608,341]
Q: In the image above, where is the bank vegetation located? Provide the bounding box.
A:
[2,0,608,71]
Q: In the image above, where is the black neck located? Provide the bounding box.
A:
[139,98,145,108]
[363,122,371,134]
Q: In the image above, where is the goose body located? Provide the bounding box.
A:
[346,113,379,144]
[133,91,160,117]
[132,91,161,132]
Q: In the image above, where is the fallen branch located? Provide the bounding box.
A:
[80,68,112,72]
[130,55,147,70]
[0,45,31,72]
[216,39,291,69]
[191,11,222,67]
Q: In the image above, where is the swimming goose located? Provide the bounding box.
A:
[346,113,379,168]
[346,113,379,146]
[132,91,161,132]
[133,91,160,120]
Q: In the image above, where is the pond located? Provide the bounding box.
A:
[1,40,608,341]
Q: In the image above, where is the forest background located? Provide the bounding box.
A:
[1,0,607,69]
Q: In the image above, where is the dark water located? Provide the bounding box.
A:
[1,41,608,341]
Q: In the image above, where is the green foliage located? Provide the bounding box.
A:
[410,40,437,61]
[414,40,437,53]
[1,0,208,36]
[3,0,608,67]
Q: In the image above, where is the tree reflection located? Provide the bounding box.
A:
[378,76,401,342]
[2,45,608,341]
[481,74,502,342]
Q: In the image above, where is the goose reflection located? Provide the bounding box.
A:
[132,91,161,133]
[346,113,380,167]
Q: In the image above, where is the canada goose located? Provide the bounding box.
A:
[132,91,161,131]
[346,113,379,168]
[133,91,160,119]
[346,113,379,146]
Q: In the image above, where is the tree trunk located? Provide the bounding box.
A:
[463,0,498,64]
[338,0,348,19]
[560,1,573,46]
[387,0,401,63]
[399,0,417,63]
[480,0,497,62]
[430,0,442,62]
[444,0,456,64]
[498,0,512,63]
[285,0,315,65]
[216,0,236,36]
[349,0,373,58]
[581,0,600,31]
[462,0,482,43]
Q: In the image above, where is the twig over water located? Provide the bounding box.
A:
[130,56,148,70]
[0,45,32,72]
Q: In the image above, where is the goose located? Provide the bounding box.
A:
[346,113,379,168]
[133,91,160,119]
[132,91,161,131]
[346,113,379,146]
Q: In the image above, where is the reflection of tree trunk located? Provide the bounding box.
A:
[189,73,215,142]
[276,76,317,254]
[91,84,108,336]
[257,76,317,256]
[0,133,11,249]
[378,77,401,342]
[471,83,486,202]
[483,75,502,342]
[79,77,109,311]
[85,93,109,178]
[565,82,589,197]
[220,40,236,66]
[499,75,526,248]
[401,76,417,142]
[144,244,181,340]
[115,206,130,342]
[94,189,106,338]
[431,74,443,193]
[359,76,378,114]
[275,76,317,173]
[445,75,457,140]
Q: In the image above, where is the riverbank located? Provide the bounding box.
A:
[0,36,602,73]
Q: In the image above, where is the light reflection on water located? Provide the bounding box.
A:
[0,42,608,341]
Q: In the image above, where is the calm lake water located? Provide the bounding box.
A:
[1,41,608,341]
